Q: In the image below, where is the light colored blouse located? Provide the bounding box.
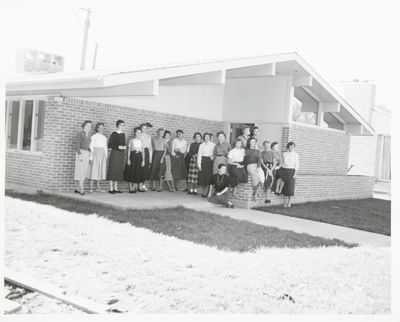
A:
[89,133,107,159]
[172,138,188,154]
[282,151,300,171]
[129,138,143,152]
[228,148,245,163]
[152,136,166,151]
[197,141,216,168]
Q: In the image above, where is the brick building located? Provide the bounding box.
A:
[5,52,375,207]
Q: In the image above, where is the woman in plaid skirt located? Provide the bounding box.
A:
[187,132,202,195]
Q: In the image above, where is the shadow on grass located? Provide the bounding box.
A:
[254,198,391,236]
[5,190,357,252]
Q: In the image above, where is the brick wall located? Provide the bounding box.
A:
[5,97,225,191]
[282,123,350,175]
[229,174,374,208]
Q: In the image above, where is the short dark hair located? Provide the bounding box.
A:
[287,141,296,149]
[216,131,226,138]
[81,120,92,128]
[94,122,104,132]
[140,122,153,129]
[246,136,257,149]
[176,129,183,134]
[203,132,212,139]
[157,128,164,134]
[252,126,259,133]
[193,132,202,139]
[163,130,171,138]
[234,139,243,147]
[218,163,226,169]
[262,140,270,146]
[242,126,250,133]
[271,141,279,149]
[134,126,141,135]
[116,120,124,127]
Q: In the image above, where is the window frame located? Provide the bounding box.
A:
[5,98,46,154]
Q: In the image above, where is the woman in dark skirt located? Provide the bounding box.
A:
[187,132,202,195]
[213,132,231,174]
[227,139,247,196]
[108,120,127,193]
[126,127,145,193]
[281,141,299,207]
[171,129,188,190]
[149,128,167,191]
[197,132,215,197]
[161,130,174,192]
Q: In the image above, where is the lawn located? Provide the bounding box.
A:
[4,196,390,313]
[254,198,391,236]
[5,190,356,251]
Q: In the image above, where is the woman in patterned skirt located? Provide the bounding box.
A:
[187,132,202,195]
[87,122,107,192]
[161,130,174,192]
[212,132,231,174]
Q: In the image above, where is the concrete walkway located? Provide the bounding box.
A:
[190,205,391,248]
[6,183,391,248]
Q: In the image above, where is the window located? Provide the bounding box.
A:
[291,88,318,125]
[5,99,46,152]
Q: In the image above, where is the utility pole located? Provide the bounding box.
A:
[92,43,98,69]
[79,7,91,70]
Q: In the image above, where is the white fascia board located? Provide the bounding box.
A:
[226,63,276,78]
[294,54,374,136]
[159,71,226,85]
[292,74,313,87]
[6,77,103,92]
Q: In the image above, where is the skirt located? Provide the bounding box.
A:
[187,154,199,184]
[280,167,296,196]
[198,156,213,186]
[213,156,228,174]
[163,154,173,181]
[228,164,248,187]
[74,150,90,182]
[247,163,261,187]
[262,164,274,189]
[171,152,188,180]
[107,149,125,181]
[271,167,282,192]
[149,150,164,180]
[209,191,228,206]
[86,147,107,180]
[125,151,145,183]
[143,148,151,180]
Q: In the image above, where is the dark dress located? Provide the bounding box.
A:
[149,137,166,180]
[107,132,126,181]
[187,142,201,184]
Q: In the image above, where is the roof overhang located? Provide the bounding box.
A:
[5,52,374,136]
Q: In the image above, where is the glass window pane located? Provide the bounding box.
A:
[7,101,20,149]
[22,100,33,151]
[35,101,45,151]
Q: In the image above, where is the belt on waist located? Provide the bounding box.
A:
[215,154,227,157]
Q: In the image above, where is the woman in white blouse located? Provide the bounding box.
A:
[227,139,248,196]
[87,122,107,192]
[197,132,216,197]
[171,129,188,190]
[279,141,299,207]
[126,127,146,193]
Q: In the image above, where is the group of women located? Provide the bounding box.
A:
[74,121,299,208]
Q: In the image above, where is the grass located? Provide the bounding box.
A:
[5,190,357,252]
[254,198,391,236]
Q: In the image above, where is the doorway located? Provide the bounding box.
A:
[230,123,255,146]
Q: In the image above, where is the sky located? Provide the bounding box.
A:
[1,0,399,109]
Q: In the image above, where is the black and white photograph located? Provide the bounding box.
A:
[1,0,398,321]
